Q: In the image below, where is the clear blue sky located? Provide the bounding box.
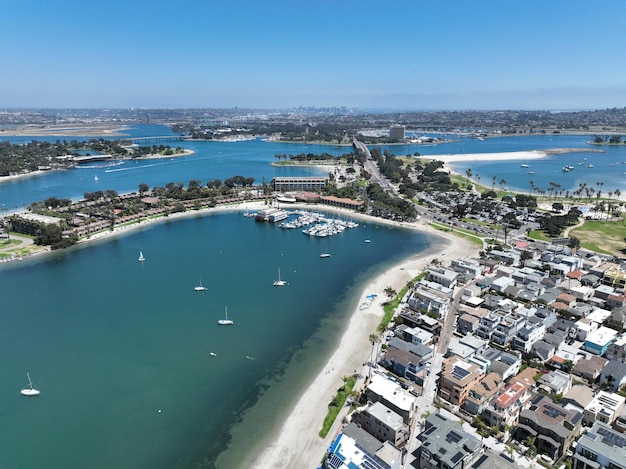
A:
[2,0,625,110]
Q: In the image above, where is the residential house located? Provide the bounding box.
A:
[456,307,490,335]
[606,333,626,362]
[425,266,459,289]
[572,421,626,469]
[482,381,533,428]
[600,360,626,392]
[365,374,415,424]
[416,414,482,469]
[475,312,502,341]
[512,323,546,353]
[450,258,483,283]
[562,385,595,414]
[584,327,619,356]
[472,348,522,382]
[491,312,525,347]
[537,370,572,396]
[352,402,410,448]
[532,341,556,362]
[516,395,583,459]
[572,355,609,383]
[438,358,484,407]
[407,286,451,319]
[324,422,402,469]
[463,372,504,416]
[583,391,626,426]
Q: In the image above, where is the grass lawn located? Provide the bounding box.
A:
[430,222,484,248]
[528,230,552,242]
[571,220,626,257]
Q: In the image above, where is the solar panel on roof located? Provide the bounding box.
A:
[451,451,465,464]
[597,425,626,448]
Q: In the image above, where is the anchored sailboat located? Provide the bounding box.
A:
[21,372,40,396]
[218,306,234,325]
[273,268,287,286]
[194,278,207,291]
[138,250,145,262]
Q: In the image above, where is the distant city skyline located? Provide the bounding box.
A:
[3,0,626,110]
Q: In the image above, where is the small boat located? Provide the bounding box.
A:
[21,372,40,396]
[587,164,594,168]
[527,171,535,175]
[209,352,217,357]
[365,239,371,243]
[194,278,207,291]
[243,210,255,218]
[273,268,287,286]
[520,163,529,168]
[218,306,234,325]
[138,250,145,262]
[94,175,99,181]
[320,253,331,258]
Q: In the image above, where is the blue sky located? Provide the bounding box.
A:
[2,0,626,110]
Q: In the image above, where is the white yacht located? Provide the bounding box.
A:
[138,251,145,262]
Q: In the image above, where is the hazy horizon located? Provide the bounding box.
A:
[3,0,626,110]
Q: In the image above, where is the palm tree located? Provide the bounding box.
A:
[368,334,379,380]
[384,286,397,299]
[465,168,473,185]
[524,435,537,456]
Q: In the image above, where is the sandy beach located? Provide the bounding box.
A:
[246,209,479,468]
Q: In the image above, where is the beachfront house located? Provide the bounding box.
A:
[365,374,415,424]
[351,402,410,448]
[324,422,402,469]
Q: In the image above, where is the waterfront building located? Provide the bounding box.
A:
[425,266,458,289]
[324,422,402,469]
[365,374,415,424]
[272,176,326,192]
[352,401,409,448]
[389,124,405,141]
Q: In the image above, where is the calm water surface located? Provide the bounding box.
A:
[0,211,432,468]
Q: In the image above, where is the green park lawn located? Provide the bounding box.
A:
[570,220,626,257]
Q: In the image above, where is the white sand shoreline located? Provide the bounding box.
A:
[245,209,478,468]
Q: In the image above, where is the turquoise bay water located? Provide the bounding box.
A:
[0,211,431,468]
[2,124,626,467]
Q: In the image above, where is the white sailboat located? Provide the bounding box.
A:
[21,372,40,396]
[194,278,207,291]
[218,306,234,325]
[320,240,331,258]
[273,268,287,286]
[94,174,99,181]
[138,250,145,262]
